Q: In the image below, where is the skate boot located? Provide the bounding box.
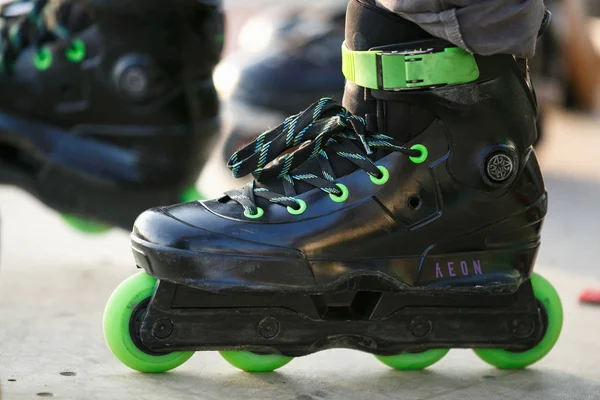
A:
[215,0,347,160]
[104,0,562,373]
[0,0,223,231]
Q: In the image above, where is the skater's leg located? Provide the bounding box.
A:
[375,0,546,57]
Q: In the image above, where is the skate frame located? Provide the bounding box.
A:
[133,278,545,357]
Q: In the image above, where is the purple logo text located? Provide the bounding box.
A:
[435,260,483,278]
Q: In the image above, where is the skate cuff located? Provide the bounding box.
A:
[341,42,479,90]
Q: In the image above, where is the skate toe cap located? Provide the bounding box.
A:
[131,205,301,259]
[132,207,200,249]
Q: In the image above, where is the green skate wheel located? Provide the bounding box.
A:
[61,214,110,234]
[180,186,204,202]
[375,349,449,370]
[473,273,563,369]
[219,351,293,372]
[103,271,194,372]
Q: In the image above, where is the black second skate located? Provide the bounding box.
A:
[215,0,347,160]
[104,0,562,373]
[0,0,223,232]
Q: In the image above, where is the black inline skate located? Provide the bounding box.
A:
[0,0,223,232]
[104,0,562,373]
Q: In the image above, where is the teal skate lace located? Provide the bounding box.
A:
[0,0,79,72]
[225,97,423,215]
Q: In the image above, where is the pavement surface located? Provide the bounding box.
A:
[2,1,600,399]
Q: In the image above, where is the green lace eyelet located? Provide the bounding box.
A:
[409,144,428,164]
[329,183,349,203]
[287,199,307,215]
[244,207,264,219]
[33,47,52,71]
[369,166,389,185]
[65,39,86,63]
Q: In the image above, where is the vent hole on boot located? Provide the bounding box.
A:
[408,195,422,210]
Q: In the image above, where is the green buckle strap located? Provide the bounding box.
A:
[341,42,480,90]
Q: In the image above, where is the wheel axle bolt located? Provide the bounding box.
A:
[152,318,174,339]
[409,317,432,338]
[512,318,535,338]
[258,317,280,339]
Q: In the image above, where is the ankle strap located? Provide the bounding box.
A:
[341,41,480,90]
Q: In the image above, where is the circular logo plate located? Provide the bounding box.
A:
[486,153,514,183]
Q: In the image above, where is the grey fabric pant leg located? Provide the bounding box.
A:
[375,0,545,58]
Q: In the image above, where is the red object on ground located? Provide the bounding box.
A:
[579,289,600,304]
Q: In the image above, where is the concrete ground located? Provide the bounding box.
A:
[1,108,600,400]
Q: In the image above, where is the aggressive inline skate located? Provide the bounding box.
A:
[104,0,562,373]
[0,0,223,231]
